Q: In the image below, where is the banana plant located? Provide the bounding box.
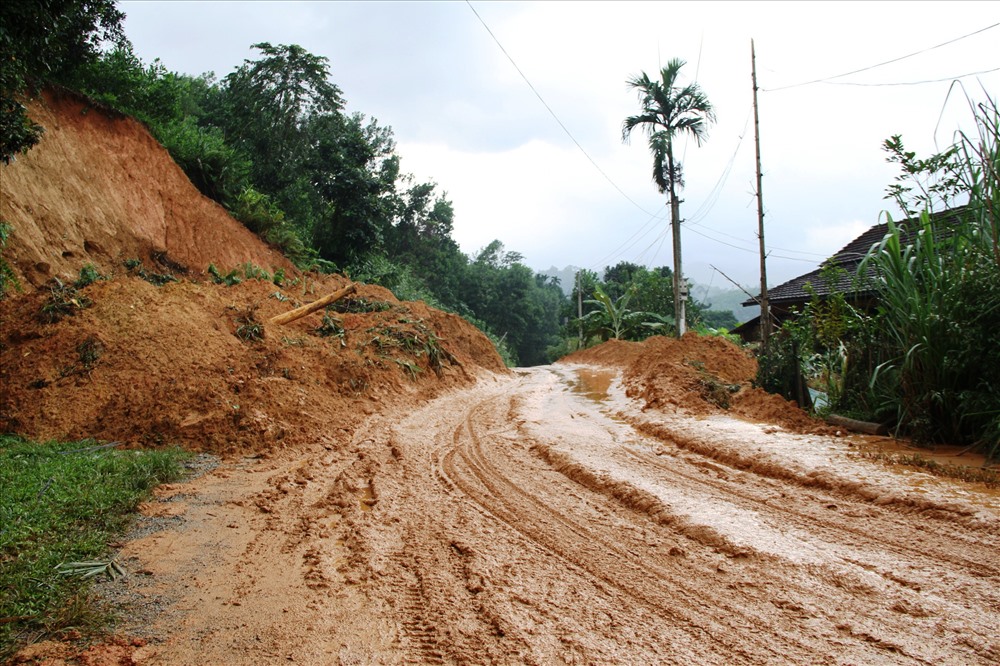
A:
[580,284,659,340]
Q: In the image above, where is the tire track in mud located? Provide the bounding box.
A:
[375,369,998,664]
[553,438,1000,663]
[391,546,448,665]
[542,370,999,664]
[614,442,1000,580]
[436,393,854,665]
[511,369,995,664]
[633,418,994,529]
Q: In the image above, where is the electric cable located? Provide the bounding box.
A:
[466,1,655,217]
[822,66,1000,87]
[764,22,999,91]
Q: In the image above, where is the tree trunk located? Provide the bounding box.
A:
[668,144,685,338]
[825,414,889,436]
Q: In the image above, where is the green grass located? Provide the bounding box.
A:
[0,435,190,658]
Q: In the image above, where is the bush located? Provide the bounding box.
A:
[155,117,250,206]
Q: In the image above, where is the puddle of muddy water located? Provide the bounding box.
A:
[571,368,616,403]
[855,438,992,470]
[849,438,1000,501]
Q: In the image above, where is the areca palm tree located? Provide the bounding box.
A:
[623,58,715,337]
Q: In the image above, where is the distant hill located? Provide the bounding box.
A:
[538,265,757,324]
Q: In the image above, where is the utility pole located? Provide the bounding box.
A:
[751,39,770,346]
[577,270,583,347]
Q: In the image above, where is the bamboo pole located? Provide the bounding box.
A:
[752,39,771,346]
[268,283,357,326]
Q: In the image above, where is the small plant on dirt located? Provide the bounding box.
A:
[40,278,92,323]
[230,304,264,343]
[0,221,21,299]
[208,263,242,286]
[77,335,103,370]
[394,358,422,380]
[273,267,286,287]
[122,258,177,286]
[241,263,271,282]
[315,311,346,345]
[270,291,289,302]
[73,263,106,289]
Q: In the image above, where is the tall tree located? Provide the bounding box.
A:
[221,43,345,194]
[622,59,715,337]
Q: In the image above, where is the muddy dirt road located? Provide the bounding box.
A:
[104,365,998,665]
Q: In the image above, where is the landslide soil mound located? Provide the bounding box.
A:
[0,89,505,455]
[0,275,505,454]
[562,333,831,433]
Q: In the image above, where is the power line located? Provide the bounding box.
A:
[822,65,1000,87]
[465,2,890,272]
[764,22,1000,92]
[686,105,753,225]
[465,1,654,217]
[587,208,668,272]
[684,224,819,263]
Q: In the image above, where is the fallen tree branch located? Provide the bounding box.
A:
[268,283,357,326]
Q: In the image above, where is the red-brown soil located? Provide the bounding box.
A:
[0,90,505,455]
[565,333,832,433]
[0,275,504,455]
[1,89,294,291]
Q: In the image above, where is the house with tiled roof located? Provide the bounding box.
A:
[734,206,967,342]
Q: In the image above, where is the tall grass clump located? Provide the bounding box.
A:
[860,92,999,457]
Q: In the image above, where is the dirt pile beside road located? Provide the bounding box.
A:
[564,333,830,433]
[0,274,505,455]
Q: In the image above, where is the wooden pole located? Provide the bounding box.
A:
[268,283,357,326]
[752,39,771,347]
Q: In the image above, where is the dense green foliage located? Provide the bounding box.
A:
[760,95,1000,457]
[559,260,736,353]
[0,436,189,656]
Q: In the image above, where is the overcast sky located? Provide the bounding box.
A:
[119,1,998,287]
